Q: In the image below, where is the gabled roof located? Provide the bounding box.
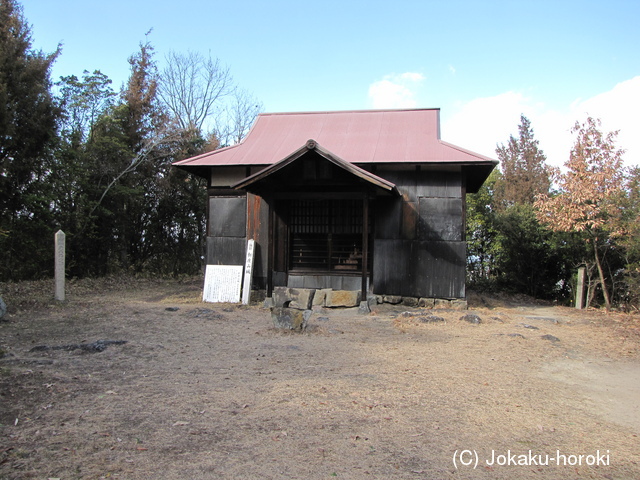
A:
[173,108,496,167]
[173,108,497,192]
[233,139,398,195]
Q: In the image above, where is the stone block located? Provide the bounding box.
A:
[450,299,468,310]
[313,289,331,307]
[418,297,435,308]
[289,288,316,310]
[272,286,290,308]
[325,290,360,308]
[0,296,6,320]
[273,287,315,310]
[358,301,370,314]
[383,295,402,304]
[401,296,419,307]
[366,294,378,310]
[434,298,451,308]
[271,307,312,331]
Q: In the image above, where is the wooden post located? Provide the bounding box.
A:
[55,230,65,301]
[242,239,255,305]
[267,203,274,298]
[361,194,369,302]
[575,266,586,309]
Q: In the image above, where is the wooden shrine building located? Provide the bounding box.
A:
[173,109,497,301]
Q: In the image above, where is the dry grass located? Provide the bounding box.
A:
[1,278,639,479]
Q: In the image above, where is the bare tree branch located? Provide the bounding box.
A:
[215,88,263,146]
[158,51,233,133]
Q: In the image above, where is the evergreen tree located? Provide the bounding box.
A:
[468,115,581,301]
[494,115,551,209]
[0,8,257,280]
[0,0,61,280]
[52,70,118,276]
[57,70,116,145]
[617,167,640,308]
[493,203,584,299]
[466,169,501,286]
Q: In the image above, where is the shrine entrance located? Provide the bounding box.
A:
[233,140,397,299]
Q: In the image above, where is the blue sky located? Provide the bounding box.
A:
[24,0,640,167]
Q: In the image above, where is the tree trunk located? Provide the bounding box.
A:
[592,237,611,311]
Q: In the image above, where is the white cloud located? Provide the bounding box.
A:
[442,76,640,168]
[399,72,425,82]
[442,91,534,159]
[569,76,640,166]
[368,72,425,109]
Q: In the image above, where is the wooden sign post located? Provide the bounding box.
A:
[55,230,65,301]
[242,239,255,305]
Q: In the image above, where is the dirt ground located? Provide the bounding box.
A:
[1,277,639,480]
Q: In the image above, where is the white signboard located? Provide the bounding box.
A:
[202,265,243,303]
[242,239,255,305]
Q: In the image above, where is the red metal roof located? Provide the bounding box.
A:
[173,108,497,168]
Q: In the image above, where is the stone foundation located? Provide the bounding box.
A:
[267,287,467,310]
[269,288,467,330]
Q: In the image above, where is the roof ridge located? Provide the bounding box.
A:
[258,108,441,117]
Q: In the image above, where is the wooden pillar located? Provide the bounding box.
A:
[361,194,369,302]
[267,201,274,298]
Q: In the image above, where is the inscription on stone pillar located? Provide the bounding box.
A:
[575,266,586,309]
[55,230,65,301]
[242,239,255,305]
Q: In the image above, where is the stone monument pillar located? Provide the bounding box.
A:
[575,266,586,309]
[55,230,65,301]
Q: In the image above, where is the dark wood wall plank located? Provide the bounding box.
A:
[208,196,247,237]
[417,197,464,242]
[206,237,247,265]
